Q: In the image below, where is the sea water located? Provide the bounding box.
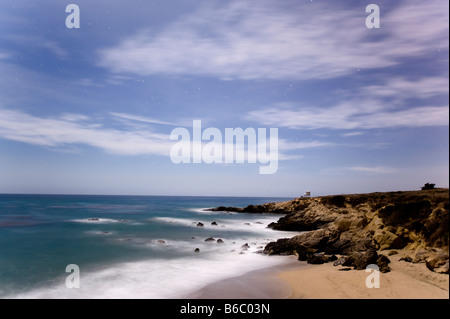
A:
[0,194,299,299]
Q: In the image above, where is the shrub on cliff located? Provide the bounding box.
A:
[421,183,436,190]
[378,200,432,231]
[321,195,346,208]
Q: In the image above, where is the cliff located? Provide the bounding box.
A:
[206,189,449,274]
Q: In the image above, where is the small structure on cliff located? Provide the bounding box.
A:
[421,183,436,190]
[303,190,311,197]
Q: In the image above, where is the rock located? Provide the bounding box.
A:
[213,189,449,274]
[376,254,391,273]
[211,221,218,226]
[306,253,337,265]
[87,218,99,221]
[321,195,347,208]
[373,229,404,250]
[194,248,200,253]
[204,237,216,242]
[157,240,166,244]
[425,251,449,273]
[333,256,347,266]
[204,203,288,214]
[307,253,327,264]
[196,222,204,227]
[204,206,244,212]
[244,223,251,226]
[264,238,298,255]
[342,250,378,270]
[329,254,338,262]
[241,243,250,250]
[399,255,413,263]
[217,239,224,244]
[433,260,449,274]
[327,230,376,255]
[296,245,318,261]
[269,209,337,231]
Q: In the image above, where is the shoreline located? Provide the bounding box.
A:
[188,256,301,299]
[187,251,449,299]
[277,253,449,299]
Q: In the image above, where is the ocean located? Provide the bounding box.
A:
[0,194,299,298]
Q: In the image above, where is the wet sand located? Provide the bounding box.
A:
[188,256,300,299]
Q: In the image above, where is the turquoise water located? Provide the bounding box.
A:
[0,194,297,298]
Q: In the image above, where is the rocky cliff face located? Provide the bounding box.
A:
[207,189,449,274]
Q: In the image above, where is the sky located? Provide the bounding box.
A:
[0,0,448,197]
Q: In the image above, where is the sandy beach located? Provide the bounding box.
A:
[189,257,300,299]
[277,254,449,299]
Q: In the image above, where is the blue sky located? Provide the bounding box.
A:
[0,0,448,197]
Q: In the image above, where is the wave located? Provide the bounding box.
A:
[7,251,296,299]
[185,207,237,215]
[70,218,142,225]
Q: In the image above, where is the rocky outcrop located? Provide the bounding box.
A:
[261,189,449,273]
[203,198,313,215]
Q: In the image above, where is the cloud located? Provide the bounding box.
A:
[348,166,396,174]
[342,131,364,137]
[246,75,449,130]
[322,166,396,175]
[0,107,332,164]
[0,108,172,156]
[41,41,68,59]
[360,76,449,101]
[247,104,449,130]
[97,1,448,80]
[278,140,333,150]
[110,112,183,127]
[0,52,10,60]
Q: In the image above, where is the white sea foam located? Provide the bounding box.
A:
[150,216,284,233]
[9,250,296,299]
[8,214,300,299]
[186,207,237,215]
[70,218,142,225]
[85,230,116,236]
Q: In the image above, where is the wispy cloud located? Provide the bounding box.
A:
[41,41,68,59]
[341,131,364,137]
[97,1,448,81]
[360,76,449,100]
[322,166,396,175]
[0,107,331,163]
[110,112,183,127]
[247,104,448,130]
[0,52,10,60]
[247,74,449,130]
[348,166,396,174]
[0,108,172,156]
